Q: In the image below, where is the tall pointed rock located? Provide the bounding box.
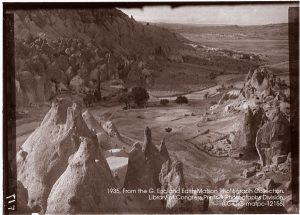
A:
[159,138,170,161]
[46,137,125,213]
[17,98,96,213]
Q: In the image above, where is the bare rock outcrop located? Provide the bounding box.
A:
[102,120,132,150]
[231,106,267,157]
[123,143,155,189]
[82,110,104,133]
[159,160,186,211]
[17,98,96,212]
[105,149,129,188]
[123,143,163,212]
[255,108,290,166]
[241,68,276,99]
[103,120,121,138]
[17,181,32,213]
[82,110,110,150]
[218,90,240,105]
[46,137,124,214]
[159,138,170,161]
[231,107,255,155]
[143,127,169,188]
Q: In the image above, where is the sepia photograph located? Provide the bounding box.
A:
[2,1,299,214]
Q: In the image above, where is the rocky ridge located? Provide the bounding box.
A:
[16,98,206,213]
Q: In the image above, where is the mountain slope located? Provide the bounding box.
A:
[12,8,192,108]
[14,8,189,58]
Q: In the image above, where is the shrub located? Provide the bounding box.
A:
[209,72,217,80]
[118,90,131,109]
[160,99,169,106]
[204,92,209,99]
[130,86,149,107]
[175,95,188,104]
[210,101,217,106]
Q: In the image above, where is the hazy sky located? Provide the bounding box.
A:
[120,4,295,25]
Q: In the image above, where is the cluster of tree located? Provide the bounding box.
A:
[118,86,149,109]
[175,95,188,104]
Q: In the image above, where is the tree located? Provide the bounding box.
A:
[175,95,188,104]
[118,90,132,109]
[160,99,169,106]
[130,86,149,107]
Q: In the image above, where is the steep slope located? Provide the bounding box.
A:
[14,8,187,57]
[12,8,190,109]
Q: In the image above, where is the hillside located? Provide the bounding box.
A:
[14,8,189,58]
[12,8,193,108]
[12,7,263,111]
[156,23,288,40]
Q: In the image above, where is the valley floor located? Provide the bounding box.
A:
[14,76,255,199]
[13,71,293,213]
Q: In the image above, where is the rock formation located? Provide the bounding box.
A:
[231,103,268,158]
[231,107,256,156]
[17,181,32,213]
[159,160,186,211]
[255,107,290,166]
[159,138,170,160]
[123,143,163,212]
[142,127,169,188]
[218,90,240,105]
[82,110,104,133]
[46,137,124,214]
[105,149,129,188]
[103,121,121,138]
[242,67,276,99]
[102,121,131,150]
[82,110,110,150]
[17,98,96,212]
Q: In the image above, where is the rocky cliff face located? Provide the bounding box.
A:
[231,106,267,156]
[241,67,288,102]
[229,67,290,166]
[14,9,186,58]
[255,107,290,166]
